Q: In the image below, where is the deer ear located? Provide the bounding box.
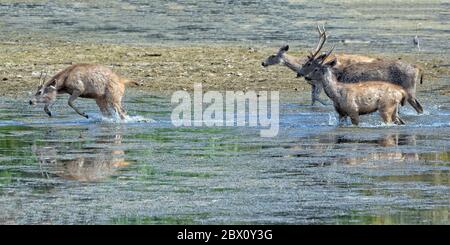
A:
[316,53,327,61]
[280,44,289,52]
[324,58,337,67]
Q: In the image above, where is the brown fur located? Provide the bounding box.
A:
[261,44,376,105]
[298,53,424,114]
[30,64,138,119]
[275,25,423,112]
[305,60,407,126]
[330,54,378,67]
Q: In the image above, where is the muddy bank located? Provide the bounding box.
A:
[0,38,449,99]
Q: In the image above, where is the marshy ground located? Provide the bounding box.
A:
[0,38,449,98]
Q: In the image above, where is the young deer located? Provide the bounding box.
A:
[303,54,407,126]
[297,27,424,114]
[261,25,376,105]
[29,64,141,119]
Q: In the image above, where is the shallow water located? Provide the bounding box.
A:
[1,89,449,224]
[0,0,449,53]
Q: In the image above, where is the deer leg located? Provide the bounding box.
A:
[110,95,126,120]
[334,107,347,125]
[338,113,347,125]
[120,107,127,119]
[379,107,394,124]
[68,91,89,119]
[392,104,406,125]
[349,113,360,126]
[117,105,126,120]
[116,93,127,119]
[311,84,327,106]
[96,99,111,117]
[396,116,406,125]
[316,98,328,106]
[339,116,347,125]
[310,85,317,105]
[105,86,126,120]
[110,102,126,120]
[119,104,127,117]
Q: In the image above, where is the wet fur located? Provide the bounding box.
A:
[31,64,137,119]
[299,55,423,114]
[306,62,408,126]
[262,45,378,106]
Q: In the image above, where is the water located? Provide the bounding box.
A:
[0,0,449,53]
[1,89,450,224]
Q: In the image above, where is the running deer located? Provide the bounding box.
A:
[261,25,377,105]
[303,51,407,126]
[29,64,141,119]
[296,26,424,114]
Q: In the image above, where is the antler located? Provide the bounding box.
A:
[38,71,48,86]
[43,71,48,84]
[320,46,335,64]
[38,71,44,86]
[309,24,327,59]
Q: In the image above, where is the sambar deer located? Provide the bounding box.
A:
[302,50,408,126]
[261,25,377,105]
[29,64,141,119]
[297,26,424,114]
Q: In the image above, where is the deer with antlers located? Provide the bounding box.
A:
[262,25,377,105]
[302,50,408,125]
[29,64,141,119]
[296,26,424,114]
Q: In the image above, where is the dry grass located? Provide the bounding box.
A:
[0,39,448,99]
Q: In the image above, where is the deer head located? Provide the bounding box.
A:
[303,56,337,82]
[296,25,333,78]
[261,44,290,67]
[29,71,57,108]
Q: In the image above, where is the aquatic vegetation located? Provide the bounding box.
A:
[1,92,450,224]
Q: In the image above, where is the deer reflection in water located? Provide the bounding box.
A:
[284,132,419,166]
[337,133,420,165]
[32,132,129,182]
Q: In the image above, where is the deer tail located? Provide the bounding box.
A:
[407,96,424,114]
[413,98,424,114]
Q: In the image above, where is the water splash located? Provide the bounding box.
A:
[328,113,338,126]
[357,122,405,128]
[87,113,155,124]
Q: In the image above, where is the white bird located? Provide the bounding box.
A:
[413,35,420,51]
[413,23,422,51]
